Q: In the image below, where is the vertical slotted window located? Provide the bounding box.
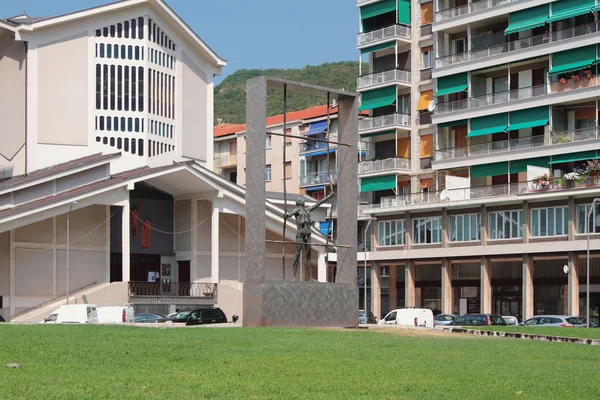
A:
[172,77,175,117]
[124,66,130,111]
[128,117,133,132]
[135,46,139,60]
[135,118,140,132]
[99,116,105,130]
[110,25,115,37]
[161,32,164,46]
[117,66,123,110]
[117,23,122,38]
[113,117,118,132]
[114,44,119,59]
[99,43,105,58]
[102,64,108,110]
[160,73,164,117]
[110,65,115,110]
[124,138,129,152]
[141,47,144,61]
[148,19,152,41]
[95,29,101,37]
[121,117,126,132]
[138,67,144,112]
[128,45,133,60]
[95,64,101,109]
[131,67,137,112]
[124,21,129,38]
[131,138,137,154]
[153,25,157,43]
[107,44,112,58]
[167,77,171,119]
[148,69,152,112]
[103,27,108,37]
[131,19,137,39]
[138,17,144,39]
[106,117,112,131]
[117,138,122,149]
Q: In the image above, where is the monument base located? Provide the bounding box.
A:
[243,281,358,327]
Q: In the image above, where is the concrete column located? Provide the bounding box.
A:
[211,202,220,284]
[522,255,534,320]
[9,230,15,319]
[441,208,449,247]
[405,212,412,249]
[405,261,416,307]
[568,197,575,241]
[523,201,530,243]
[480,257,492,314]
[441,259,453,314]
[481,205,487,245]
[371,263,381,319]
[568,253,580,316]
[190,200,198,282]
[317,252,327,282]
[389,265,397,310]
[121,199,130,283]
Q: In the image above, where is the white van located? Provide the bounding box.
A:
[42,304,99,324]
[377,308,435,328]
[97,306,135,323]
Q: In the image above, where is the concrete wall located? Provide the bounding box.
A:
[181,50,208,162]
[37,33,88,146]
[174,199,191,252]
[0,32,26,178]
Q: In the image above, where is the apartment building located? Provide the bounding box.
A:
[358,0,600,321]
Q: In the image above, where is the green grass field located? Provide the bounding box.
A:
[471,325,600,339]
[1,325,600,399]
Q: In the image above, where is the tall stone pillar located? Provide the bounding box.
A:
[480,257,492,314]
[371,263,381,319]
[441,259,453,314]
[121,199,130,283]
[389,265,397,310]
[568,252,579,316]
[522,255,534,320]
[405,261,416,307]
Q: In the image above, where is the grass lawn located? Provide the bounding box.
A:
[471,325,600,340]
[1,325,600,399]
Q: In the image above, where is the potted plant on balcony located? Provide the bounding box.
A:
[563,172,580,189]
[559,76,567,84]
[584,69,593,79]
[585,160,600,185]
[571,73,581,82]
[533,173,552,191]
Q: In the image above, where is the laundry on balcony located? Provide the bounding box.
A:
[305,120,329,136]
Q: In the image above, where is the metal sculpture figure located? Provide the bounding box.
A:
[284,192,335,281]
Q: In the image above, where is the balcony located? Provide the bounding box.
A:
[436,129,600,161]
[357,24,411,49]
[436,84,547,114]
[420,24,432,37]
[359,157,411,175]
[435,0,516,22]
[299,171,338,187]
[359,113,410,133]
[436,22,598,68]
[420,68,432,81]
[214,154,237,168]
[128,282,217,307]
[357,69,411,91]
[300,138,337,154]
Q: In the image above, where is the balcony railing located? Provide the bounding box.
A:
[359,113,410,131]
[359,157,410,174]
[436,128,600,161]
[299,171,338,186]
[362,176,600,209]
[128,282,217,297]
[421,24,432,36]
[436,84,547,114]
[420,68,432,81]
[358,24,411,47]
[435,0,514,22]
[436,22,598,68]
[357,69,411,90]
[214,154,237,168]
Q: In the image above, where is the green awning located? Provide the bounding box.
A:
[547,0,594,23]
[467,113,508,138]
[360,41,395,54]
[436,72,468,97]
[549,45,595,75]
[360,175,396,192]
[359,86,396,111]
[593,4,600,11]
[505,5,549,35]
[510,157,551,173]
[361,130,395,138]
[471,162,509,178]
[438,119,467,129]
[398,0,410,25]
[549,150,597,164]
[361,0,396,20]
[508,106,549,131]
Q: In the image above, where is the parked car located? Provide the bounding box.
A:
[450,314,506,326]
[377,308,435,328]
[359,309,377,324]
[42,304,99,324]
[186,308,227,325]
[520,315,584,327]
[134,313,167,323]
[97,306,135,323]
[576,317,599,327]
[434,314,458,326]
[168,309,195,323]
[502,316,519,326]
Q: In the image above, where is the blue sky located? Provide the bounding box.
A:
[3,0,359,84]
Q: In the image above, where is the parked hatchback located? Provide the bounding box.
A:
[186,308,227,325]
[521,315,584,327]
[434,314,458,326]
[451,314,506,326]
[502,316,519,326]
[135,313,167,323]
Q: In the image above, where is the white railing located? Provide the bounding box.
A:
[359,157,411,174]
[436,128,600,161]
[299,171,338,187]
[436,84,547,114]
[436,22,598,68]
[357,69,411,90]
[359,113,410,131]
[214,153,237,167]
[358,24,411,47]
[436,0,513,22]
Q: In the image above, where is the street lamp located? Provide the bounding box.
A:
[586,198,600,328]
[363,217,377,317]
[66,201,77,305]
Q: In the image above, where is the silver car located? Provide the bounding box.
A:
[502,316,519,325]
[520,315,584,327]
[434,314,458,326]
